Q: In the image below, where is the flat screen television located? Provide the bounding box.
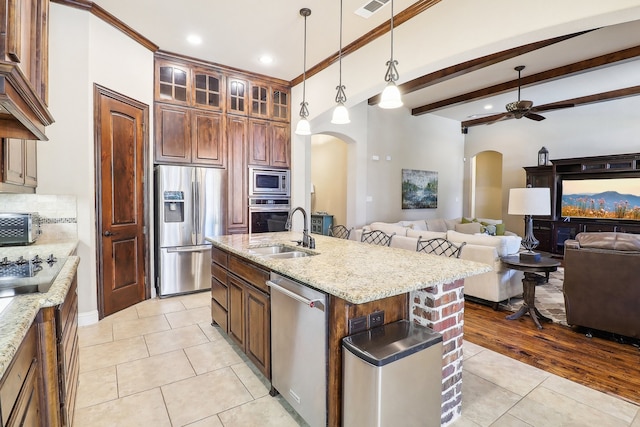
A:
[560,177,640,220]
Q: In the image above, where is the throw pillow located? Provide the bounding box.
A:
[425,218,448,232]
[495,223,505,236]
[454,222,482,234]
[484,224,497,236]
[461,217,473,224]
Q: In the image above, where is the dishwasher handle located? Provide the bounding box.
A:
[267,280,325,311]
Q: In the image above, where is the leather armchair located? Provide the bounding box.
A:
[563,232,640,339]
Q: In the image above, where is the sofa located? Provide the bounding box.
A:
[351,218,524,307]
[564,232,640,339]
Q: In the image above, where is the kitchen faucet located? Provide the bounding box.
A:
[285,206,315,249]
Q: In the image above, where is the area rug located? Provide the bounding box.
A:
[500,267,567,326]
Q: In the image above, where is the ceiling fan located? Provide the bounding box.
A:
[488,65,575,124]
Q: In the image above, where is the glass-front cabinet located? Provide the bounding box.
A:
[227,77,248,115]
[193,68,223,111]
[157,62,190,105]
[250,83,269,118]
[271,86,289,121]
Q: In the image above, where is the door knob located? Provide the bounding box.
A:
[103,230,115,237]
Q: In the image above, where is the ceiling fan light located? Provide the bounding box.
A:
[379,81,403,109]
[331,103,350,124]
[295,118,311,135]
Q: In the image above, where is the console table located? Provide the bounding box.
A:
[311,214,333,235]
[501,255,561,329]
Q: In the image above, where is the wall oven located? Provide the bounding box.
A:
[249,196,290,234]
[249,167,290,197]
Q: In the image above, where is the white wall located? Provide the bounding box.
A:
[364,106,464,225]
[41,4,154,324]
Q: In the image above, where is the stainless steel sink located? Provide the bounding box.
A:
[249,245,297,255]
[264,251,313,259]
[249,245,316,259]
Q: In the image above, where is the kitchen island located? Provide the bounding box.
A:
[207,231,491,426]
[0,241,80,426]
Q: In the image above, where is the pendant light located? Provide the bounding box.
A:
[331,0,350,124]
[295,8,312,136]
[379,0,403,109]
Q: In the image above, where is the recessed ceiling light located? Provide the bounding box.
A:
[483,104,493,110]
[259,55,273,65]
[187,34,202,45]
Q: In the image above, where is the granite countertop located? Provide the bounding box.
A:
[207,232,492,304]
[0,240,79,379]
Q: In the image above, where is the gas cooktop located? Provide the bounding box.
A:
[0,254,66,298]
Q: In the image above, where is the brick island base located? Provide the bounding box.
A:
[412,278,465,426]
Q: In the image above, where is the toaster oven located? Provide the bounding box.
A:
[0,213,42,246]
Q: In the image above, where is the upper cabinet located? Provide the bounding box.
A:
[0,0,54,141]
[1,138,37,193]
[227,77,248,116]
[156,61,190,105]
[154,53,290,168]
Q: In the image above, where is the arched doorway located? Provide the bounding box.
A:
[471,150,503,219]
[310,134,348,228]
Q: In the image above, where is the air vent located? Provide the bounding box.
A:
[355,0,389,18]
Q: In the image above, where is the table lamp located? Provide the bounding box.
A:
[508,186,550,261]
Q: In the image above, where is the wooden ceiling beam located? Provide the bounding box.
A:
[460,85,640,131]
[412,44,640,116]
[367,30,595,106]
[290,0,442,87]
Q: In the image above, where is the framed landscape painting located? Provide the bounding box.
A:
[402,169,438,209]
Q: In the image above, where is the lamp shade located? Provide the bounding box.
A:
[379,81,403,109]
[331,103,350,124]
[508,187,550,216]
[295,118,311,135]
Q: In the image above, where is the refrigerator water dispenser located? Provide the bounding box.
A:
[163,191,184,222]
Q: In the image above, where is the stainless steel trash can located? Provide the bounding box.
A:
[342,320,443,427]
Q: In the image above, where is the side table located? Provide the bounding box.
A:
[501,255,561,329]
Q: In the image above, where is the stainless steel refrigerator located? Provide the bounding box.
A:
[155,165,226,297]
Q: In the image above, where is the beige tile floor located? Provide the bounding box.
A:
[75,292,640,426]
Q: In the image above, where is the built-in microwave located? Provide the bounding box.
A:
[249,167,290,196]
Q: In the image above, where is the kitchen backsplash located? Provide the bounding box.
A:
[0,194,77,242]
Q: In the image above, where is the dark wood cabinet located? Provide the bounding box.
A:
[245,284,270,376]
[248,119,290,168]
[192,68,223,111]
[154,104,225,166]
[36,274,79,427]
[525,152,640,255]
[154,104,191,163]
[1,138,37,193]
[0,0,53,141]
[227,77,248,116]
[210,247,271,378]
[0,322,41,427]
[155,60,190,105]
[227,274,246,348]
[56,277,79,427]
[191,110,225,166]
[227,116,248,233]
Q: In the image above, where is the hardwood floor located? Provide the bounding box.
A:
[463,299,640,405]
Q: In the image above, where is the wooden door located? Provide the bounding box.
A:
[95,85,148,317]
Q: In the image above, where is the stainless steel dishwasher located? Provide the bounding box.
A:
[267,272,328,427]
